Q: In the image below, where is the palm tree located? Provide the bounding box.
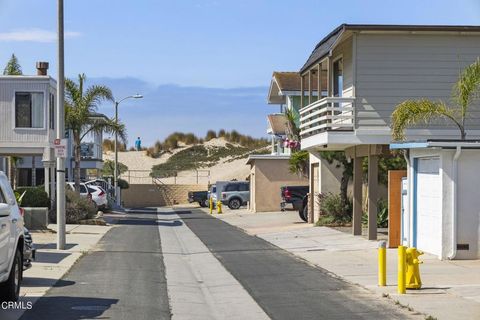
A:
[3,54,22,75]
[392,58,480,140]
[65,74,127,191]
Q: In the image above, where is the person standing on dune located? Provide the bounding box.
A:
[135,137,142,151]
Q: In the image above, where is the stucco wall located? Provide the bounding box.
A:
[309,153,343,222]
[121,184,208,208]
[250,158,307,212]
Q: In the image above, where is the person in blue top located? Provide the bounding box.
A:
[135,137,141,151]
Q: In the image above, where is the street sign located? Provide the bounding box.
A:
[53,139,67,158]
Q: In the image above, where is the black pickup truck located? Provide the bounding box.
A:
[280,185,309,213]
[188,191,209,207]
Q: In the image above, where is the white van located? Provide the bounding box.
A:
[0,171,24,301]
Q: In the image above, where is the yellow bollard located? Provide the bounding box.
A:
[406,247,423,289]
[398,245,406,294]
[209,197,213,214]
[217,200,222,214]
[378,241,387,286]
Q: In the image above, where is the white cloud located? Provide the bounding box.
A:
[0,28,81,43]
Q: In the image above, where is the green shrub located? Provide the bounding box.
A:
[117,178,130,189]
[317,192,352,224]
[15,186,50,208]
[205,130,217,141]
[150,144,255,177]
[102,139,126,152]
[49,189,97,224]
[362,199,388,227]
[184,133,198,145]
[102,160,128,177]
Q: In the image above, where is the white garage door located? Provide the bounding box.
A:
[416,157,442,257]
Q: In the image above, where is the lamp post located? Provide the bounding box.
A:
[114,94,143,204]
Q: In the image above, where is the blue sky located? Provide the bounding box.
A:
[1,0,479,145]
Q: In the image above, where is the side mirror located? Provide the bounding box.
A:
[0,203,10,217]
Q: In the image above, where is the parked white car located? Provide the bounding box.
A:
[66,181,91,199]
[87,185,108,210]
[66,182,107,210]
[0,171,24,301]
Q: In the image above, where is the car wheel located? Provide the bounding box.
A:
[203,199,209,208]
[0,249,22,301]
[228,198,241,210]
[299,205,308,222]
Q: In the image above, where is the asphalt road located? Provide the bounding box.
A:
[180,208,413,320]
[17,208,415,320]
[19,209,171,320]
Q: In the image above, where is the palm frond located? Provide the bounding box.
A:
[65,78,80,105]
[284,108,300,140]
[391,99,461,141]
[454,58,480,120]
[84,85,113,111]
[82,117,127,145]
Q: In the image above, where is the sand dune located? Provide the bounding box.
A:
[105,138,256,185]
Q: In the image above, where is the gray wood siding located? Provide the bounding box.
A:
[355,33,480,129]
[0,78,55,146]
[331,36,354,97]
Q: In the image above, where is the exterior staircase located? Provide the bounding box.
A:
[152,177,176,206]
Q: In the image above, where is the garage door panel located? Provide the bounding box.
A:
[416,157,442,257]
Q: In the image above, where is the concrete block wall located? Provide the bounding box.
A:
[121,184,208,208]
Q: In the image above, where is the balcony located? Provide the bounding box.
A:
[299,97,355,138]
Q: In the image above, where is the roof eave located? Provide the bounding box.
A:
[300,23,480,74]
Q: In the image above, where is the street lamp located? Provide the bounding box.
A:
[114,94,143,205]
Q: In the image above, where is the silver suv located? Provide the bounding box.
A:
[0,171,24,301]
[221,182,250,210]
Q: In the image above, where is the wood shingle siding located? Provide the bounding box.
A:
[355,33,480,130]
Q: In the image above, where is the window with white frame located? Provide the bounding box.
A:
[15,92,44,128]
[49,93,55,129]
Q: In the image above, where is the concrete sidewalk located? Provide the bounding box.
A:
[211,208,480,320]
[3,224,112,320]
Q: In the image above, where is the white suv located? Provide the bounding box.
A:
[0,171,24,301]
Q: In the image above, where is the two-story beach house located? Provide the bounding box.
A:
[298,24,480,242]
[0,63,107,194]
[0,62,56,195]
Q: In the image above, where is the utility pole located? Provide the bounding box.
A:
[114,101,119,203]
[56,0,66,250]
